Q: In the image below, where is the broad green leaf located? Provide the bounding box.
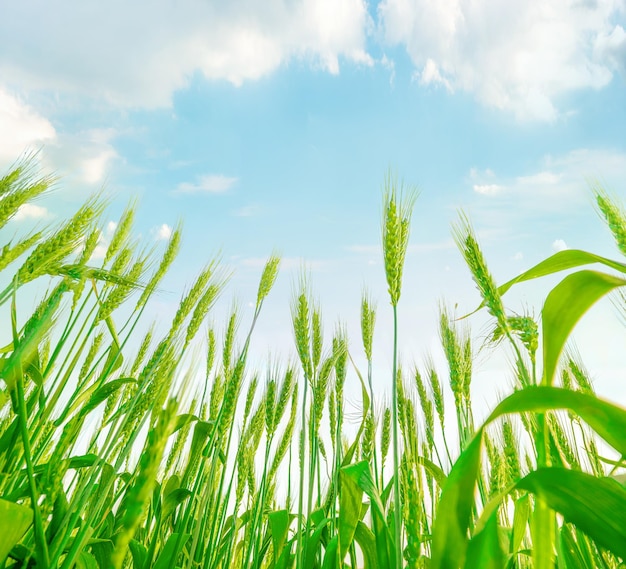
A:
[304,517,331,569]
[162,474,180,498]
[153,533,189,569]
[431,434,483,569]
[161,488,192,521]
[511,494,529,556]
[499,250,626,297]
[354,522,378,569]
[485,386,626,457]
[341,460,392,567]
[463,249,626,319]
[268,510,291,563]
[517,468,626,560]
[541,270,626,385]
[74,551,99,569]
[128,540,147,569]
[0,498,33,563]
[339,463,366,560]
[464,509,506,569]
[321,535,338,569]
[172,413,198,434]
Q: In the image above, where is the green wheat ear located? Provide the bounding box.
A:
[594,185,626,257]
[452,212,509,334]
[382,172,418,307]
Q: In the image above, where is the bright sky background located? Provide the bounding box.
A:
[2,0,626,417]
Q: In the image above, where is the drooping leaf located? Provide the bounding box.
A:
[541,270,626,385]
[485,386,626,457]
[161,488,192,521]
[517,468,626,561]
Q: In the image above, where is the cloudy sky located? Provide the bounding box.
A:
[2,0,626,412]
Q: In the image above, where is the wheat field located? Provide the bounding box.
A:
[1,159,626,569]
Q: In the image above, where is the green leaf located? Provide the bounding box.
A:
[417,455,447,488]
[161,488,192,521]
[340,460,393,567]
[339,463,366,560]
[74,550,99,569]
[81,377,136,416]
[499,250,626,297]
[321,536,338,569]
[510,494,529,557]
[304,517,331,569]
[462,249,626,319]
[431,434,483,569]
[0,498,33,563]
[354,522,378,569]
[153,533,189,569]
[541,270,626,385]
[557,525,589,569]
[516,468,626,561]
[485,386,626,457]
[268,510,291,564]
[128,539,147,569]
[464,509,506,569]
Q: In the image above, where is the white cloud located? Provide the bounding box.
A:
[466,148,626,240]
[13,203,51,221]
[418,58,452,90]
[473,183,503,195]
[0,87,55,165]
[155,223,173,240]
[0,0,371,109]
[512,251,524,261]
[471,148,626,213]
[379,0,625,121]
[177,174,238,194]
[42,128,119,186]
[552,238,568,252]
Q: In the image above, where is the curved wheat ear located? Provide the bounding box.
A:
[452,213,508,335]
[594,186,626,257]
[103,201,136,266]
[0,159,54,231]
[256,253,281,308]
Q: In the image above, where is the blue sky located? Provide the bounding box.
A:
[2,0,626,412]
